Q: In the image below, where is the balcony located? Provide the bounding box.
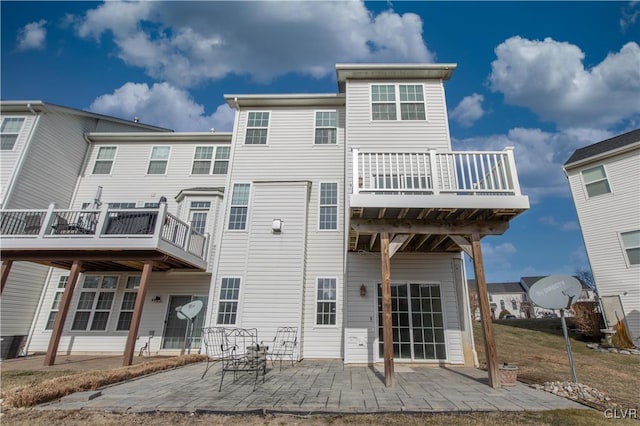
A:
[0,203,208,271]
[349,148,529,252]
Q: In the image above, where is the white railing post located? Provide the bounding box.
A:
[38,203,57,238]
[504,147,521,195]
[352,148,360,194]
[155,202,168,241]
[429,150,439,194]
[94,203,110,239]
[184,223,192,252]
[203,232,210,260]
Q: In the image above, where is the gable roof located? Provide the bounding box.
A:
[564,128,640,168]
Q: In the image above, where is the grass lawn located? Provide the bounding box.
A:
[473,319,640,409]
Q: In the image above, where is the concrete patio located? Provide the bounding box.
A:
[33,359,587,414]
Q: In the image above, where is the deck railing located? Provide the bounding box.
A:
[352,147,522,196]
[0,203,209,261]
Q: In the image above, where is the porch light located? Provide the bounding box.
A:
[151,296,162,303]
[360,284,367,297]
[272,219,283,233]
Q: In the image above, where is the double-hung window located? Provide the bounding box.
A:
[582,165,611,198]
[71,275,118,331]
[316,278,337,325]
[1,117,25,150]
[147,146,170,174]
[116,276,140,331]
[192,146,230,174]
[315,111,337,144]
[319,182,338,230]
[190,201,211,234]
[228,183,250,230]
[245,112,269,144]
[213,146,230,174]
[371,84,426,121]
[93,146,117,174]
[108,202,136,209]
[621,230,640,266]
[217,278,241,324]
[45,276,68,330]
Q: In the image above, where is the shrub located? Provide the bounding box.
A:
[570,301,603,341]
[498,309,511,319]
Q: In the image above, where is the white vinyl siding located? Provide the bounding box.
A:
[45,276,68,330]
[1,117,25,150]
[228,183,250,230]
[217,277,241,324]
[319,182,338,230]
[582,165,611,198]
[71,276,118,331]
[92,146,117,174]
[620,230,640,266]
[316,278,337,326]
[147,146,170,175]
[245,112,269,144]
[371,84,426,121]
[315,111,337,144]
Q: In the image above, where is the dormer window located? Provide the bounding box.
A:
[371,84,426,121]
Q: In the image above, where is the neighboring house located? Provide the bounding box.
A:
[563,129,640,345]
[0,101,166,359]
[1,64,530,375]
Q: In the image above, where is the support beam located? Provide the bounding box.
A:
[414,234,431,251]
[449,235,473,258]
[1,260,13,294]
[45,260,83,366]
[380,232,394,387]
[123,261,153,366]
[471,233,500,388]
[389,234,410,258]
[351,219,509,236]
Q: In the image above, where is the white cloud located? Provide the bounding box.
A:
[453,127,615,201]
[621,2,640,32]
[489,37,640,129]
[89,82,235,132]
[73,1,434,87]
[538,216,579,232]
[450,93,485,127]
[16,20,47,51]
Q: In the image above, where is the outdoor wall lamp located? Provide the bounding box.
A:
[151,296,162,303]
[272,219,283,233]
[360,284,367,297]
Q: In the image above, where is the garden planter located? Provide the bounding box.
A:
[498,364,519,386]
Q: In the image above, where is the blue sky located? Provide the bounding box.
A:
[2,1,639,283]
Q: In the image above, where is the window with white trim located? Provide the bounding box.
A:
[245,112,269,144]
[107,202,136,209]
[500,300,506,311]
[191,146,230,174]
[45,276,68,330]
[371,84,426,121]
[217,277,240,324]
[315,111,337,144]
[71,275,118,331]
[316,278,337,325]
[1,117,25,150]
[582,165,611,198]
[116,276,140,331]
[511,300,518,311]
[319,182,338,230]
[189,201,211,234]
[147,146,170,174]
[92,146,117,174]
[621,230,640,266]
[213,146,230,174]
[144,202,159,208]
[228,183,250,230]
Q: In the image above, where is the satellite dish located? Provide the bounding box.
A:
[528,275,582,310]
[176,299,204,320]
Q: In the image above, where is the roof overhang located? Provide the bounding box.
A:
[175,187,225,202]
[85,132,233,143]
[336,63,457,91]
[563,140,640,171]
[225,93,345,109]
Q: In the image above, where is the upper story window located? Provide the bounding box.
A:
[147,146,170,174]
[92,146,117,174]
[371,84,426,121]
[319,182,338,230]
[228,183,251,230]
[192,146,230,174]
[621,230,640,266]
[582,165,611,198]
[108,202,136,209]
[190,201,211,234]
[0,117,25,150]
[245,112,269,144]
[315,111,337,144]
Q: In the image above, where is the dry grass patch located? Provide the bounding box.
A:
[1,354,205,408]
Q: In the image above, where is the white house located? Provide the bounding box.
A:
[563,129,640,345]
[1,64,530,387]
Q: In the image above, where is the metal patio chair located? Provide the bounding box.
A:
[200,327,227,379]
[269,326,298,370]
[217,328,267,392]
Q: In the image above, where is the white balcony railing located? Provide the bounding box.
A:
[352,147,522,196]
[0,203,208,260]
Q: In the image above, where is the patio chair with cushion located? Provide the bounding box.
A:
[269,326,298,370]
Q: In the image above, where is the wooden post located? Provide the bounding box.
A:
[123,261,153,366]
[471,232,500,388]
[380,231,394,387]
[1,260,13,294]
[45,260,82,366]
